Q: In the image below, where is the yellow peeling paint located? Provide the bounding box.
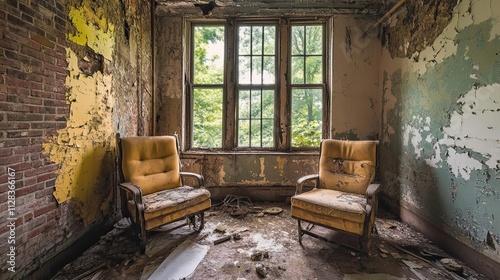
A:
[275,157,287,178]
[259,157,266,178]
[68,6,115,60]
[42,48,115,225]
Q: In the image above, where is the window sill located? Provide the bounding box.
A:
[181,150,319,156]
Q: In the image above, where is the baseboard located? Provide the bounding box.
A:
[25,217,114,280]
[399,206,499,280]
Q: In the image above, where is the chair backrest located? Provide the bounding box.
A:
[318,139,377,195]
[120,136,182,195]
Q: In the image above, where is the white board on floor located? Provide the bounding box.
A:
[148,239,209,280]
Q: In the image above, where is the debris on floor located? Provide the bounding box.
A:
[51,202,489,280]
[147,238,208,280]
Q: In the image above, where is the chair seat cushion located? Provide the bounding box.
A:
[129,186,211,220]
[291,188,366,224]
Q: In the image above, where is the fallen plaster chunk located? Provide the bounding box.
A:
[148,239,209,280]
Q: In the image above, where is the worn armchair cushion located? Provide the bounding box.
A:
[127,185,211,230]
[319,140,376,195]
[291,188,367,235]
[121,136,181,195]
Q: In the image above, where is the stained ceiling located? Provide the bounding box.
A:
[155,0,395,17]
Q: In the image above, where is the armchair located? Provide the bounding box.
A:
[291,139,380,252]
[117,135,211,252]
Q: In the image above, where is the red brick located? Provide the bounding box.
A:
[23,212,33,223]
[9,161,32,171]
[34,203,57,217]
[14,144,42,154]
[25,164,57,177]
[7,112,43,121]
[37,172,55,183]
[0,148,13,157]
[31,33,55,49]
[16,184,42,197]
[0,122,31,131]
[35,186,54,199]
[2,155,24,165]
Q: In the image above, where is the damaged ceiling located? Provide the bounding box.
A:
[155,0,397,17]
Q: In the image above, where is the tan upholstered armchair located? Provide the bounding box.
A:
[291,139,380,252]
[117,135,211,252]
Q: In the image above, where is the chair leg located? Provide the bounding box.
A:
[297,220,304,245]
[139,225,147,253]
[188,212,205,232]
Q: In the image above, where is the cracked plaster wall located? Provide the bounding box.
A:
[42,0,152,226]
[380,0,500,267]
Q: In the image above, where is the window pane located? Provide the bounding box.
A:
[251,56,262,84]
[306,26,322,55]
[252,26,263,55]
[251,120,261,147]
[262,90,274,118]
[263,56,275,84]
[193,26,225,84]
[239,26,251,55]
[291,56,304,84]
[262,119,274,147]
[305,56,322,84]
[291,26,304,55]
[263,26,275,55]
[239,90,250,119]
[193,88,223,148]
[292,88,322,147]
[239,56,251,84]
[237,89,275,148]
[251,89,261,118]
[239,120,250,146]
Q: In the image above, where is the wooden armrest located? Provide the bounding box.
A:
[180,172,205,187]
[295,174,319,195]
[120,182,143,203]
[366,183,380,205]
[119,182,145,224]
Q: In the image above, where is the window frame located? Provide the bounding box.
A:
[185,17,331,152]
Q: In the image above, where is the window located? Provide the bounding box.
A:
[188,19,329,151]
[191,25,225,148]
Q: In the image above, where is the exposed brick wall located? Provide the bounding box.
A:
[0,0,70,278]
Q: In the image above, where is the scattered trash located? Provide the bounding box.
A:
[215,195,254,218]
[113,217,132,229]
[401,259,426,280]
[256,212,265,217]
[440,258,464,275]
[255,263,267,278]
[262,207,283,215]
[233,233,242,240]
[251,251,270,261]
[215,225,227,233]
[214,235,232,245]
[378,245,389,254]
[390,252,401,259]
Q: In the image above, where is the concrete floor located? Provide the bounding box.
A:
[52,202,489,280]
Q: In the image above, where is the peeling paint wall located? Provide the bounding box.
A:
[155,14,380,196]
[379,0,500,270]
[332,15,381,140]
[43,0,152,225]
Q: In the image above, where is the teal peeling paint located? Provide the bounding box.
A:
[382,19,500,244]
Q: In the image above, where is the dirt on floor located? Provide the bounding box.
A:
[52,201,489,280]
